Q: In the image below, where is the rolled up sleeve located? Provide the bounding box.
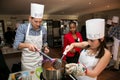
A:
[13,24,26,49]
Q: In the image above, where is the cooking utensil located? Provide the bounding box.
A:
[62,45,77,80]
[51,45,70,69]
[42,60,67,80]
[52,58,62,69]
[39,51,54,61]
[69,74,77,80]
[61,45,70,60]
[42,56,77,80]
[38,51,62,69]
[34,46,63,69]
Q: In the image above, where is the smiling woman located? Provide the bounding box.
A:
[64,19,111,80]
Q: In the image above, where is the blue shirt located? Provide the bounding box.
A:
[13,23,47,49]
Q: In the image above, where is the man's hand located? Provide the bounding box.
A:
[19,43,39,52]
[27,43,38,52]
[44,47,49,54]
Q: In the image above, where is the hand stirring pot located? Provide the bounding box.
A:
[38,51,63,69]
[52,45,70,69]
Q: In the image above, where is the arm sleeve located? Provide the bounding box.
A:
[75,33,83,52]
[13,24,25,49]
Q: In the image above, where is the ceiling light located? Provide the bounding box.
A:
[88,2,92,5]
[106,5,110,8]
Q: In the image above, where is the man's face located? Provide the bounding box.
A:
[30,17,43,30]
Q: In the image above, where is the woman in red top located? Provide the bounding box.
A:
[63,21,83,63]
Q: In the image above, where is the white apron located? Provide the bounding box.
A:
[77,50,99,80]
[21,23,43,71]
[112,37,120,61]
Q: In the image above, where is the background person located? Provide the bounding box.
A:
[105,19,113,42]
[13,3,49,71]
[108,16,120,70]
[4,27,14,47]
[65,19,111,80]
[63,21,83,63]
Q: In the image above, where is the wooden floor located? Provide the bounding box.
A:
[49,47,120,80]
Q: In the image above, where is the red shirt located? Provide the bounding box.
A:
[63,32,83,60]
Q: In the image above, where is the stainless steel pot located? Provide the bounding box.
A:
[42,67,64,80]
[42,59,66,80]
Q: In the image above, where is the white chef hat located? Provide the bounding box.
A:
[86,19,105,40]
[31,3,44,18]
[107,19,112,25]
[112,16,119,23]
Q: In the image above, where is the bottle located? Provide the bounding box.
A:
[11,74,15,80]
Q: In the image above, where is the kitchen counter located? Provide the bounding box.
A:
[8,67,43,80]
[1,47,22,72]
[1,47,22,55]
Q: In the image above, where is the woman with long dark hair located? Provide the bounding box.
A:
[65,19,111,80]
[63,21,83,63]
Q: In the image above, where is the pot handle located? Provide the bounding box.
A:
[69,74,77,80]
[39,51,53,61]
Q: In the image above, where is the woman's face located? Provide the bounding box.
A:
[88,39,101,50]
[30,17,42,30]
[69,23,77,34]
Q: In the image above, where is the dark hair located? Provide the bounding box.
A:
[7,27,12,31]
[96,39,107,58]
[69,21,76,26]
[85,39,107,58]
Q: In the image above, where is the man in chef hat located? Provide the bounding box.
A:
[64,19,111,80]
[107,19,112,25]
[13,3,49,71]
[108,16,120,70]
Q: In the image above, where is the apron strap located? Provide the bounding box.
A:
[26,23,31,37]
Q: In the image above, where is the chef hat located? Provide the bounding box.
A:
[112,16,119,23]
[31,3,44,18]
[107,19,112,25]
[86,19,105,40]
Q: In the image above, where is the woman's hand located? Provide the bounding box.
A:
[70,49,76,53]
[64,45,71,53]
